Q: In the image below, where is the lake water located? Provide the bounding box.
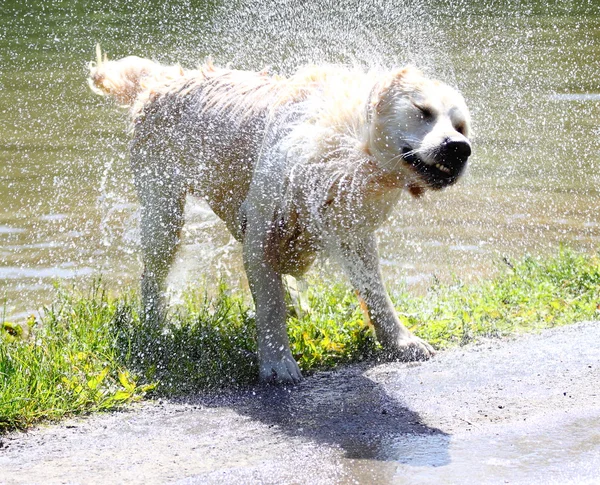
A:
[2,0,600,318]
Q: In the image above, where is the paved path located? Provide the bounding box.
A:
[2,322,599,484]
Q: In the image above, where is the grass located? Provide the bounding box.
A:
[0,285,156,433]
[2,247,600,432]
[394,249,600,348]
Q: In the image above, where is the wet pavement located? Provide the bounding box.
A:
[1,322,599,484]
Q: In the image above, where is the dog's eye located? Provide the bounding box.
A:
[417,106,433,120]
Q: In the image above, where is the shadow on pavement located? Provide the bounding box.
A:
[183,364,450,467]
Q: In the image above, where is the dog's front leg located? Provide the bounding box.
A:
[243,205,302,384]
[336,234,435,361]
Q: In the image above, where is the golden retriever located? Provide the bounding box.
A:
[89,46,471,384]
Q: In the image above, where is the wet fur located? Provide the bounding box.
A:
[89,47,471,383]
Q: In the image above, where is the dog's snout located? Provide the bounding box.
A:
[424,137,471,189]
[441,139,471,160]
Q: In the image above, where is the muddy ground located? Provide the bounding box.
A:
[2,321,599,484]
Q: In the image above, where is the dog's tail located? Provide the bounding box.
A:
[88,44,184,106]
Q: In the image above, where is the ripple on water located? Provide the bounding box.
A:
[0,266,94,280]
[548,93,600,102]
[39,213,68,222]
[0,225,26,234]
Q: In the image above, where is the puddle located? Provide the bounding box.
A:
[340,410,600,485]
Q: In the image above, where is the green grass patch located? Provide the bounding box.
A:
[0,285,155,432]
[398,249,600,348]
[2,247,600,432]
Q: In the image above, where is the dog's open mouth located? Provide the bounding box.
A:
[401,146,468,190]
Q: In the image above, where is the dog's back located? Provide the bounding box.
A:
[88,49,365,237]
[89,47,292,234]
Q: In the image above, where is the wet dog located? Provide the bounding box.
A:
[89,47,471,383]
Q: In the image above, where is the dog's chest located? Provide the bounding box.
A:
[268,205,319,276]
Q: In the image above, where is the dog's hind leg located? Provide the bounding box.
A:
[335,234,435,361]
[242,203,302,384]
[132,153,186,326]
[138,186,185,325]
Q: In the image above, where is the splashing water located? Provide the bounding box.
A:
[197,0,450,74]
[1,0,600,318]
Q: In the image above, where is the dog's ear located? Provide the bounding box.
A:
[371,66,424,115]
[389,65,424,86]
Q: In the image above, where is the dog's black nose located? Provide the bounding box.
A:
[428,138,471,189]
[441,139,471,160]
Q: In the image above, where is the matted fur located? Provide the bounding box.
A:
[89,47,472,383]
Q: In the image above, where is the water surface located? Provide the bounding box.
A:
[2,0,600,317]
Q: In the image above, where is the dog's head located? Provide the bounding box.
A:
[367,67,471,193]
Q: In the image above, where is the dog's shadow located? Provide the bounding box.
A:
[188,363,450,468]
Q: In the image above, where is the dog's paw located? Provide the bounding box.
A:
[259,355,303,385]
[385,335,436,362]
